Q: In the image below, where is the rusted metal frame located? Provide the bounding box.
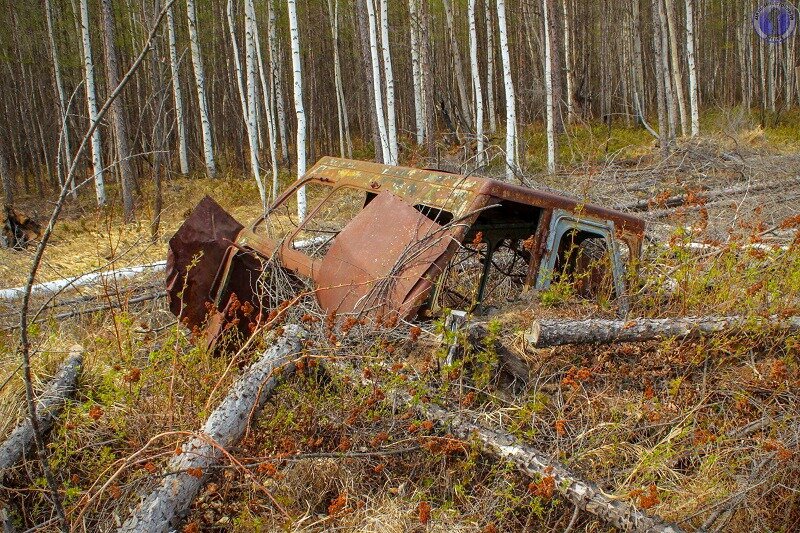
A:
[525,209,553,288]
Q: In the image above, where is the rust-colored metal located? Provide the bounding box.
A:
[316,192,454,319]
[165,158,646,350]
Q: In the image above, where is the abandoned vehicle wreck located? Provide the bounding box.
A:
[166,157,645,347]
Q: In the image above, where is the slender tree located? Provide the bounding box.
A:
[443,0,474,128]
[468,0,484,166]
[287,0,306,219]
[496,0,517,179]
[186,0,217,177]
[166,3,189,174]
[328,0,352,158]
[379,0,398,164]
[101,0,136,221]
[664,0,688,136]
[484,0,497,134]
[365,0,390,163]
[562,0,574,124]
[409,0,426,145]
[542,0,556,174]
[267,0,290,165]
[79,0,106,206]
[244,0,265,205]
[253,9,280,200]
[0,146,12,205]
[685,0,699,136]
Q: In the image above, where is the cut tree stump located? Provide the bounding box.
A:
[526,316,800,348]
[0,345,83,481]
[118,326,305,533]
[417,400,684,532]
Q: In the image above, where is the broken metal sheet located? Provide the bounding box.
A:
[316,192,455,319]
[166,196,245,331]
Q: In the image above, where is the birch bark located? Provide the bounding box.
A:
[496,0,517,179]
[409,0,426,145]
[379,0,398,164]
[244,0,266,206]
[468,0,484,166]
[254,11,280,200]
[186,0,218,177]
[685,0,699,136]
[365,0,390,163]
[268,0,290,165]
[287,0,307,219]
[166,5,189,175]
[664,0,688,136]
[442,0,474,128]
[328,0,352,158]
[543,0,556,174]
[485,0,497,134]
[79,0,106,206]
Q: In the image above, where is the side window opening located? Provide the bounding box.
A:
[290,186,369,258]
[265,181,333,241]
[414,204,454,226]
[554,230,617,302]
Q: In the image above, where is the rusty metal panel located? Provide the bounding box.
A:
[316,192,455,319]
[166,196,244,330]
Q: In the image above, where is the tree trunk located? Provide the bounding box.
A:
[561,0,574,124]
[101,0,136,222]
[664,0,688,136]
[526,316,800,348]
[0,148,12,205]
[496,0,517,179]
[379,0,398,164]
[244,0,266,206]
[267,0,290,166]
[254,10,280,201]
[685,0,699,136]
[118,328,305,533]
[187,0,218,178]
[416,400,684,532]
[420,0,436,158]
[166,5,190,175]
[651,0,669,155]
[364,0,390,163]
[658,0,676,142]
[80,0,107,206]
[0,346,83,479]
[631,0,646,120]
[442,0,474,130]
[44,0,75,199]
[468,0,484,166]
[543,0,556,174]
[355,0,382,162]
[287,0,307,219]
[328,0,351,158]
[485,0,497,134]
[409,0,426,146]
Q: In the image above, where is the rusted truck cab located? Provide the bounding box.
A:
[167,157,644,344]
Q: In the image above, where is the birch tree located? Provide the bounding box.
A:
[0,147,12,205]
[365,0,390,163]
[542,0,556,174]
[562,0,574,124]
[186,0,217,178]
[685,0,699,136]
[101,0,136,222]
[44,0,74,196]
[484,0,497,134]
[496,0,517,179]
[327,0,352,158]
[79,0,106,206]
[166,4,189,174]
[244,0,265,206]
[664,0,688,136]
[253,11,280,200]
[267,0,290,165]
[287,0,306,219]
[379,0,398,164]
[652,0,669,154]
[409,0,426,145]
[443,0,474,128]
[468,0,484,166]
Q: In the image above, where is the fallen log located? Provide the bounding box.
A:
[0,261,166,301]
[526,316,800,349]
[118,325,305,533]
[616,176,800,213]
[417,400,683,532]
[464,321,531,383]
[0,346,83,480]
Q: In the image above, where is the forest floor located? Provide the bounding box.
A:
[1,113,800,532]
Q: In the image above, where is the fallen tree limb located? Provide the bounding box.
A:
[463,322,531,383]
[526,316,800,349]
[0,346,83,481]
[616,176,800,213]
[416,401,683,532]
[118,326,305,533]
[0,261,166,301]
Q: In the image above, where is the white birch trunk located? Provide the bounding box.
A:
[287,0,306,219]
[166,5,189,175]
[328,0,351,158]
[468,0,485,166]
[496,0,517,179]
[562,0,574,124]
[657,0,676,143]
[379,0,398,164]
[542,0,556,174]
[485,0,497,134]
[685,0,699,136]
[664,0,688,136]
[79,0,106,206]
[409,0,426,145]
[244,0,265,207]
[227,0,247,119]
[442,0,474,128]
[186,0,217,178]
[254,13,280,201]
[365,0,390,163]
[44,0,75,198]
[268,0,290,165]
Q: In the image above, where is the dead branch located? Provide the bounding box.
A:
[118,326,305,533]
[526,316,800,349]
[0,346,83,481]
[415,400,683,532]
